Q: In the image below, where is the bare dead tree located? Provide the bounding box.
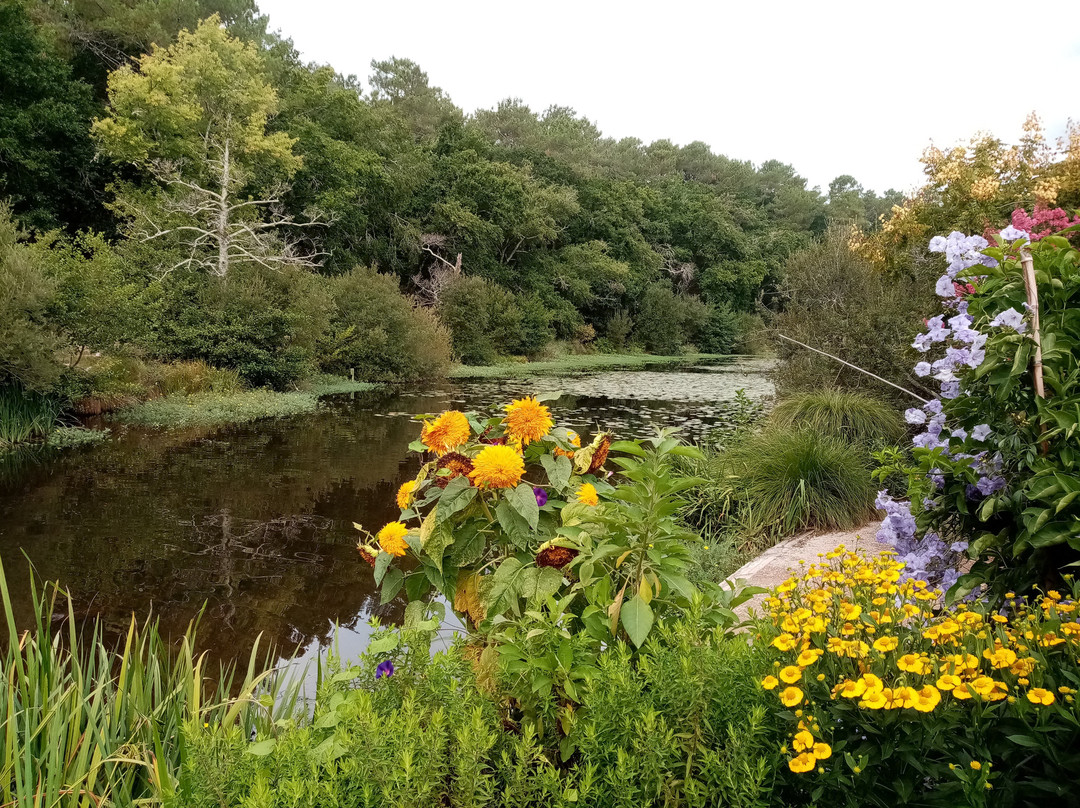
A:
[410,233,462,306]
[133,139,328,280]
[654,244,696,292]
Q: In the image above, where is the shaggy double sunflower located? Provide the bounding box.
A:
[576,482,599,506]
[421,410,470,455]
[396,479,418,509]
[377,521,409,557]
[469,444,525,489]
[504,397,554,445]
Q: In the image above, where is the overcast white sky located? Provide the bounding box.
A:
[255,0,1080,195]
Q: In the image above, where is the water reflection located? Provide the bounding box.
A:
[0,361,771,668]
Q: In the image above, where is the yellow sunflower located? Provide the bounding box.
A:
[503,397,553,445]
[396,479,418,509]
[421,410,470,455]
[576,483,599,507]
[377,521,409,557]
[469,444,525,489]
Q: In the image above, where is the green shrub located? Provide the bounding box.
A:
[768,389,905,447]
[773,228,934,400]
[0,203,63,392]
[319,266,452,381]
[633,283,692,354]
[604,310,634,350]
[438,275,550,364]
[698,304,741,354]
[150,265,331,390]
[181,615,781,808]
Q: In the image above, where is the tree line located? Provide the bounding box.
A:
[1,0,902,391]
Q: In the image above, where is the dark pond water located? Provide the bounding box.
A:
[0,359,771,672]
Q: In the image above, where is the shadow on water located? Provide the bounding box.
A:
[0,360,772,670]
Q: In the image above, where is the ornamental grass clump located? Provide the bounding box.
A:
[717,428,877,547]
[759,546,1080,808]
[768,389,905,448]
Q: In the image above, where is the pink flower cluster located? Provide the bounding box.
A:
[985,205,1080,243]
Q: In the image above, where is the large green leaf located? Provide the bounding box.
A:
[519,566,564,603]
[507,482,540,530]
[483,557,524,614]
[540,454,573,492]
[420,510,455,571]
[380,568,404,604]
[620,594,654,648]
[437,476,477,522]
[495,500,531,549]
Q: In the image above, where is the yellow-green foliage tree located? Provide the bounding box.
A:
[92,15,319,279]
[856,114,1080,269]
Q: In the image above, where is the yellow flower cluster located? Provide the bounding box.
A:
[760,547,1080,775]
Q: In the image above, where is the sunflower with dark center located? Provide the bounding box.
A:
[588,433,612,473]
[434,452,474,488]
[536,545,579,569]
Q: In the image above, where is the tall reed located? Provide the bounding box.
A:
[0,560,299,807]
[0,385,62,447]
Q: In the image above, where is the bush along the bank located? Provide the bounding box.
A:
[873,224,1080,599]
[758,547,1080,808]
[185,607,781,808]
[681,422,878,555]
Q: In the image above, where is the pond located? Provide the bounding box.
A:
[0,358,772,672]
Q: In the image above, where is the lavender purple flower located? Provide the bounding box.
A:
[375,659,395,679]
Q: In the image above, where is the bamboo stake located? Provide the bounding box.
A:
[1019,248,1045,399]
[775,334,929,403]
[1019,247,1049,456]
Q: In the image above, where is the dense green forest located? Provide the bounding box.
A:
[1,0,902,399]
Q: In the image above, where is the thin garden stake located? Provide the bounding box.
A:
[776,334,929,403]
[1019,248,1046,399]
[1019,247,1049,455]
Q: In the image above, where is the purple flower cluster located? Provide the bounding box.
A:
[927,231,997,298]
[998,225,1030,243]
[875,491,962,590]
[989,307,1027,334]
[911,303,987,401]
[873,231,1023,590]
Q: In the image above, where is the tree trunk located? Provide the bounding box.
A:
[217,138,231,279]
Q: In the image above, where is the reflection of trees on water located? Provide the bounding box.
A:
[0,390,426,663]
